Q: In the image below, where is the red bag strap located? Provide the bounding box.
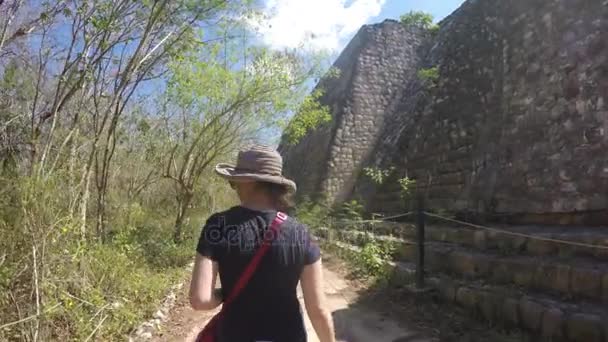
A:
[222,211,288,307]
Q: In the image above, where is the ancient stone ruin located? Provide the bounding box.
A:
[279,0,608,225]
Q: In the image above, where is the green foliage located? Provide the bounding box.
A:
[164,35,324,241]
[53,244,182,340]
[429,24,441,36]
[332,200,365,222]
[324,67,342,80]
[353,241,395,278]
[399,11,437,30]
[283,89,332,145]
[294,196,331,230]
[296,197,365,228]
[132,219,200,269]
[398,177,416,202]
[0,174,214,341]
[168,42,322,128]
[363,166,395,185]
[50,242,185,340]
[0,0,331,339]
[417,66,440,88]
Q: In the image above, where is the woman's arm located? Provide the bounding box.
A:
[189,253,222,311]
[301,258,336,342]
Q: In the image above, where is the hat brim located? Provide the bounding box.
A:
[215,163,297,193]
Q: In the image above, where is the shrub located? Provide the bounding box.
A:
[44,243,184,340]
[354,241,395,278]
[294,196,331,230]
[283,89,332,145]
[417,67,440,88]
[429,24,440,36]
[398,177,416,202]
[0,175,205,341]
[400,11,436,30]
[332,200,365,222]
[363,166,395,185]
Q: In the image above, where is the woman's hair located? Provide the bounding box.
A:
[255,181,294,212]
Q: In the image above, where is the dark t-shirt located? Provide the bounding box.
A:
[196,206,321,342]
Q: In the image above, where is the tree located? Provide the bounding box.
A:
[161,34,325,241]
[1,0,254,241]
[0,0,68,55]
[399,11,437,31]
[282,89,332,145]
[0,1,335,338]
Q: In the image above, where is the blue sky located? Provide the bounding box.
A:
[250,0,466,143]
[376,0,465,24]
[254,0,466,54]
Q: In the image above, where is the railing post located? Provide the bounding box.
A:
[415,195,426,289]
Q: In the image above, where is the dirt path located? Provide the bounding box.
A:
[150,265,434,342]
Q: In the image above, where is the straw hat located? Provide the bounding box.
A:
[215,144,297,193]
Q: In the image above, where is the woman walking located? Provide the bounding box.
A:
[189,145,336,342]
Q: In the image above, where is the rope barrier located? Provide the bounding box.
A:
[333,212,414,225]
[325,209,608,251]
[423,211,608,251]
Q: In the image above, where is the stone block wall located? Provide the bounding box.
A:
[279,20,428,203]
[492,0,608,217]
[281,0,608,224]
[320,22,429,204]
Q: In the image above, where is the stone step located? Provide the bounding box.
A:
[411,243,608,305]
[325,239,608,342]
[422,223,608,262]
[318,228,608,304]
[426,276,608,342]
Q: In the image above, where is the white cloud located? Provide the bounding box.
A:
[252,0,386,51]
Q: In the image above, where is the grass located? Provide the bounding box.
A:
[0,203,207,341]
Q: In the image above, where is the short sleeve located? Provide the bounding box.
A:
[196,214,223,261]
[303,226,321,265]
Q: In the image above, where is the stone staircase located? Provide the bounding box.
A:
[317,221,608,342]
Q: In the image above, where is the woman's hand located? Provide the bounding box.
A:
[189,253,222,311]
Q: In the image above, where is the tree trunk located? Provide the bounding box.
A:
[68,128,79,218]
[95,152,109,242]
[95,190,107,242]
[173,192,192,243]
[79,145,97,241]
[79,166,92,241]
